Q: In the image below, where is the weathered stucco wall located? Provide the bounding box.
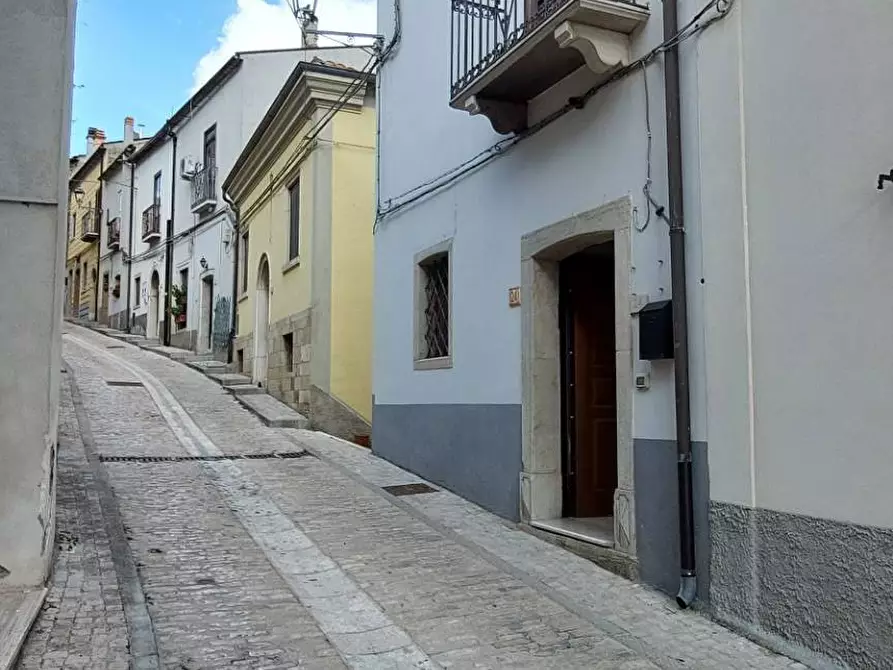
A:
[0,0,75,586]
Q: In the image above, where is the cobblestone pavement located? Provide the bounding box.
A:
[18,323,809,669]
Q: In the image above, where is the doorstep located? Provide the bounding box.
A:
[531,517,614,548]
[0,587,47,670]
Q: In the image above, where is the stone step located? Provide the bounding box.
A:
[186,359,229,373]
[207,373,253,387]
[236,393,309,429]
[227,384,265,396]
[0,587,46,670]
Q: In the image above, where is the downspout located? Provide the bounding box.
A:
[663,0,697,608]
[163,129,177,346]
[223,191,240,365]
[125,160,135,332]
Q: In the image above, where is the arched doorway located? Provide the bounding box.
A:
[148,271,160,340]
[253,255,271,386]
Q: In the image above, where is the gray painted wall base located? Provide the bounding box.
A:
[372,403,521,521]
[634,439,710,602]
[711,501,893,670]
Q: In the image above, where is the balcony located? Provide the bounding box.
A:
[450,0,649,133]
[142,204,161,242]
[108,217,121,249]
[80,210,99,241]
[190,165,217,213]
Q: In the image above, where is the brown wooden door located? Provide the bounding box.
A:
[560,244,617,518]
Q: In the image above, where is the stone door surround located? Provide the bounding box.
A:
[519,196,635,555]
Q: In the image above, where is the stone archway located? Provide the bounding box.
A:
[519,196,636,554]
[253,254,271,386]
[148,271,160,340]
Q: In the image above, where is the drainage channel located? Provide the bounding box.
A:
[99,452,310,463]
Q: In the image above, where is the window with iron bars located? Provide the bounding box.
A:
[418,252,450,360]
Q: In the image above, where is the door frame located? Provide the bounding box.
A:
[253,254,271,386]
[519,196,635,554]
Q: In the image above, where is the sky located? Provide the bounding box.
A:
[71,0,376,155]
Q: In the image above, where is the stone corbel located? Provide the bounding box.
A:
[464,95,528,135]
[554,20,631,76]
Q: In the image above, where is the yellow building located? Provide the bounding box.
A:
[65,129,123,321]
[223,62,375,443]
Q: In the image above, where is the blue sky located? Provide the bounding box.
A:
[71,0,376,154]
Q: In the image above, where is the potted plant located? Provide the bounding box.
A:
[170,284,188,325]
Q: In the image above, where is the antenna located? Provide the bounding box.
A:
[287,0,382,49]
[288,1,320,47]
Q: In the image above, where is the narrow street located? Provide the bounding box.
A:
[17,323,803,670]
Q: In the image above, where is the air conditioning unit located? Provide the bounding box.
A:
[180,156,198,179]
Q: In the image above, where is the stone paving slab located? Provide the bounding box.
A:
[206,372,253,387]
[0,589,45,670]
[186,359,228,373]
[237,392,310,428]
[15,375,131,670]
[226,384,266,395]
[57,324,814,670]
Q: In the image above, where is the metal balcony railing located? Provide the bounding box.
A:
[191,164,217,212]
[449,0,636,98]
[108,217,121,248]
[80,210,99,241]
[142,203,161,241]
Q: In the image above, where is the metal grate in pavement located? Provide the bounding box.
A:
[105,380,143,387]
[106,345,125,349]
[99,451,310,463]
[381,482,439,496]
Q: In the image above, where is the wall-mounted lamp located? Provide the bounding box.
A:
[72,187,85,205]
[199,257,209,270]
[878,169,893,190]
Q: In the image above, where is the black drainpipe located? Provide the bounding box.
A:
[163,129,177,346]
[125,160,136,332]
[222,191,240,365]
[663,0,697,608]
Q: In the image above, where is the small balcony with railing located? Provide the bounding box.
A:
[107,216,121,250]
[142,203,161,242]
[80,210,99,242]
[190,164,217,213]
[450,0,649,134]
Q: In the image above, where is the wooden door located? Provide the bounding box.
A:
[560,244,617,518]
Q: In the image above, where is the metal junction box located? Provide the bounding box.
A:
[639,299,674,360]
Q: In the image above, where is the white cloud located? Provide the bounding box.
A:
[192,0,377,93]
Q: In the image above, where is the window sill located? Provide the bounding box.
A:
[414,356,452,371]
[281,256,301,275]
[238,292,248,303]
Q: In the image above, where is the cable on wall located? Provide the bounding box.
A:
[375,0,734,228]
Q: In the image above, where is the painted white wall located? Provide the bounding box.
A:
[374,0,712,442]
[130,143,170,324]
[0,0,74,585]
[697,0,893,529]
[100,158,134,320]
[132,47,369,344]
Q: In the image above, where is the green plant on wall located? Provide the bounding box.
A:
[169,284,188,317]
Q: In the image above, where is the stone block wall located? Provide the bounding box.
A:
[311,386,371,444]
[233,332,254,376]
[170,328,196,351]
[265,309,313,416]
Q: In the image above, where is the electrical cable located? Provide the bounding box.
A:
[376,0,733,225]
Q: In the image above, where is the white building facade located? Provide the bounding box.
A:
[98,119,144,331]
[0,0,75,587]
[374,0,893,666]
[129,47,367,354]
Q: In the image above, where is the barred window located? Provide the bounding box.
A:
[416,250,450,364]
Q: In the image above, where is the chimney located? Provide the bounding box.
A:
[93,128,106,148]
[124,117,134,144]
[86,127,97,154]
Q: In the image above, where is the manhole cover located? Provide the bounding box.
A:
[382,483,438,497]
